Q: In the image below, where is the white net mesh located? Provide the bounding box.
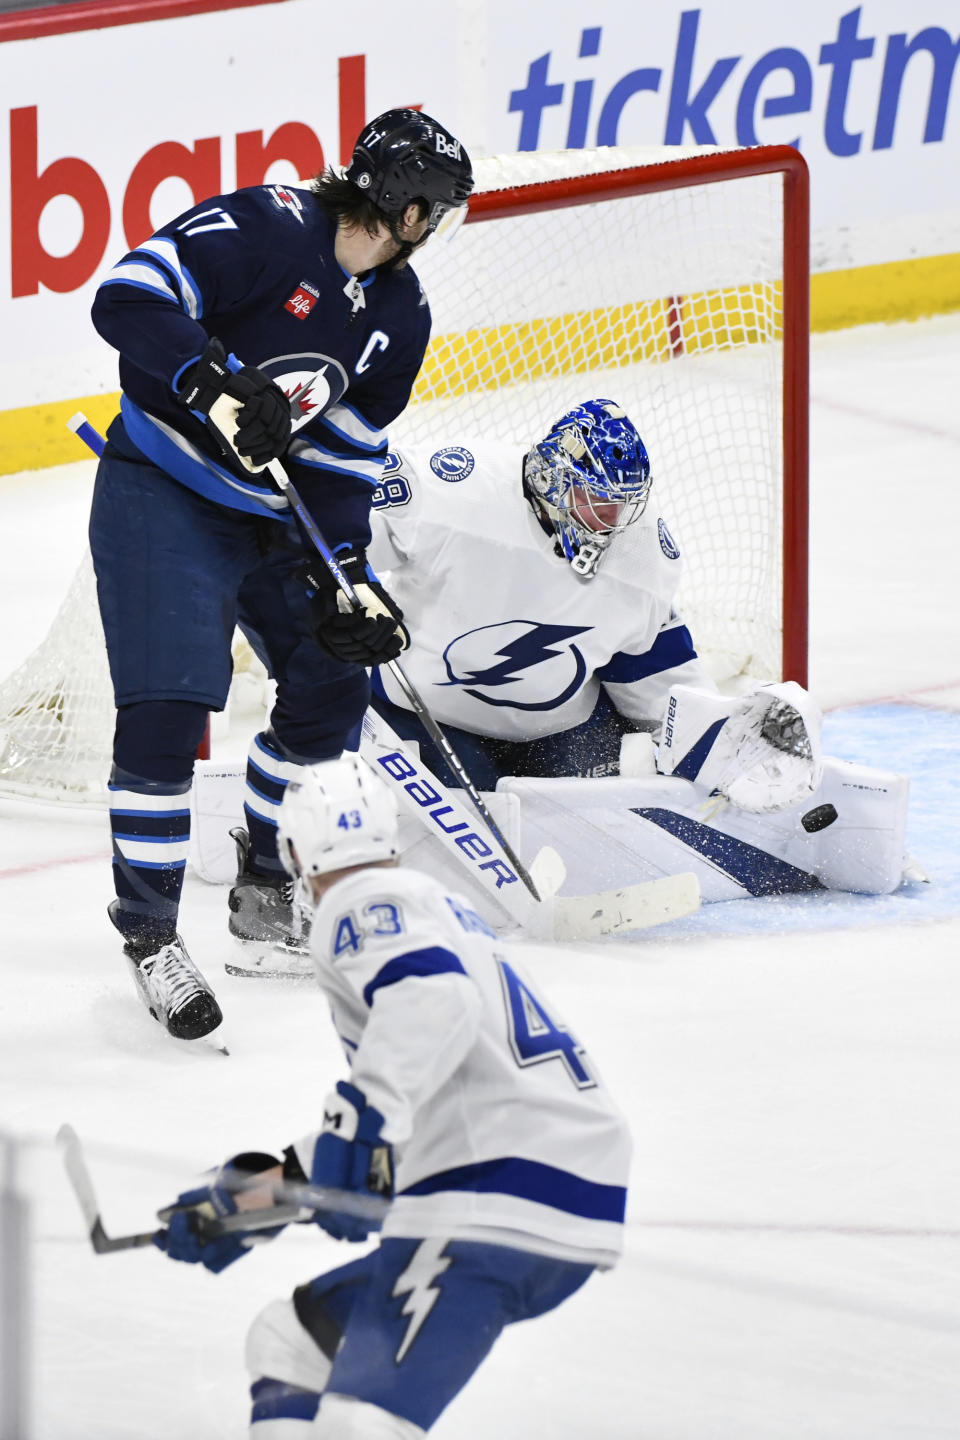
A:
[394,146,791,684]
[0,552,112,803]
[0,144,802,806]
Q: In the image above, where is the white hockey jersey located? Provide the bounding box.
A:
[367,440,711,740]
[298,865,632,1268]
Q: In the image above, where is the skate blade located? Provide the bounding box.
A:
[225,937,313,981]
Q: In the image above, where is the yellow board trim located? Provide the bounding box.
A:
[1,393,121,476]
[2,251,959,478]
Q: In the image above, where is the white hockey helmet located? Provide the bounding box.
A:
[277,756,399,881]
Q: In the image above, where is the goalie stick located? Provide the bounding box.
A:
[67,416,700,939]
[57,1124,387,1256]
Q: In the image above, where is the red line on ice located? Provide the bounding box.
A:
[0,851,110,880]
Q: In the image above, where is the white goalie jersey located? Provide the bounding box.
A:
[297,865,632,1268]
[367,440,712,739]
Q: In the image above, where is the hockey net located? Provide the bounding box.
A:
[0,143,808,805]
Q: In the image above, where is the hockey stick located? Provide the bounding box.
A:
[361,708,701,939]
[57,1125,388,1256]
[66,412,538,903]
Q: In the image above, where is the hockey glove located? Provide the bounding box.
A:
[153,1151,284,1273]
[306,1080,394,1242]
[302,550,409,667]
[657,681,823,814]
[177,338,292,472]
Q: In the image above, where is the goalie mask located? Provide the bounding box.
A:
[346,109,474,241]
[277,756,399,881]
[522,399,652,578]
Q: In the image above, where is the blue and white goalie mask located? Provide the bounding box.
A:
[522,399,652,578]
[277,756,399,881]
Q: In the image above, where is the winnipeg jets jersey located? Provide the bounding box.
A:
[367,440,711,737]
[299,866,631,1268]
[92,184,431,550]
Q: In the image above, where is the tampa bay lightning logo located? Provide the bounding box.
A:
[439,621,592,710]
[658,518,680,559]
[429,446,475,482]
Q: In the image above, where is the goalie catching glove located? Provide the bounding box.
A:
[177,337,292,472]
[656,681,823,814]
[154,1151,285,1273]
[302,548,409,667]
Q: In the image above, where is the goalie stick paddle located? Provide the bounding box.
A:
[361,709,702,939]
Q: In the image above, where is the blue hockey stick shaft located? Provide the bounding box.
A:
[67,412,106,459]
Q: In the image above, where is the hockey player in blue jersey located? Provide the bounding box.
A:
[154,754,631,1436]
[88,110,472,1041]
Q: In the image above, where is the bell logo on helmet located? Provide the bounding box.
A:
[435,134,462,160]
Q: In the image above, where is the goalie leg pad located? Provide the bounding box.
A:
[499,757,910,902]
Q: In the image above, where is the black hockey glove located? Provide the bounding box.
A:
[301,549,409,667]
[177,337,292,470]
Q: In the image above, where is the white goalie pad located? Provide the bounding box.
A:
[497,756,910,903]
[188,758,246,883]
[657,681,824,813]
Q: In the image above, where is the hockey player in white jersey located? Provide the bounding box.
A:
[364,399,913,908]
[155,755,631,1436]
[368,397,706,780]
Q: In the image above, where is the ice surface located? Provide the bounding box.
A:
[1,316,959,1438]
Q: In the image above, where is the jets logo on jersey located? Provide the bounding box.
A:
[285,280,320,319]
[429,446,475,482]
[258,354,350,428]
[439,621,592,710]
[267,184,306,222]
[658,518,680,559]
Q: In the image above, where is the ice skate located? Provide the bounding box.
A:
[123,931,224,1041]
[226,827,313,978]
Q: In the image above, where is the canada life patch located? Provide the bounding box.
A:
[658,518,680,559]
[429,446,475,482]
[285,281,320,319]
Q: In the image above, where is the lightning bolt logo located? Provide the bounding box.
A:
[440,621,591,711]
[391,1238,452,1363]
